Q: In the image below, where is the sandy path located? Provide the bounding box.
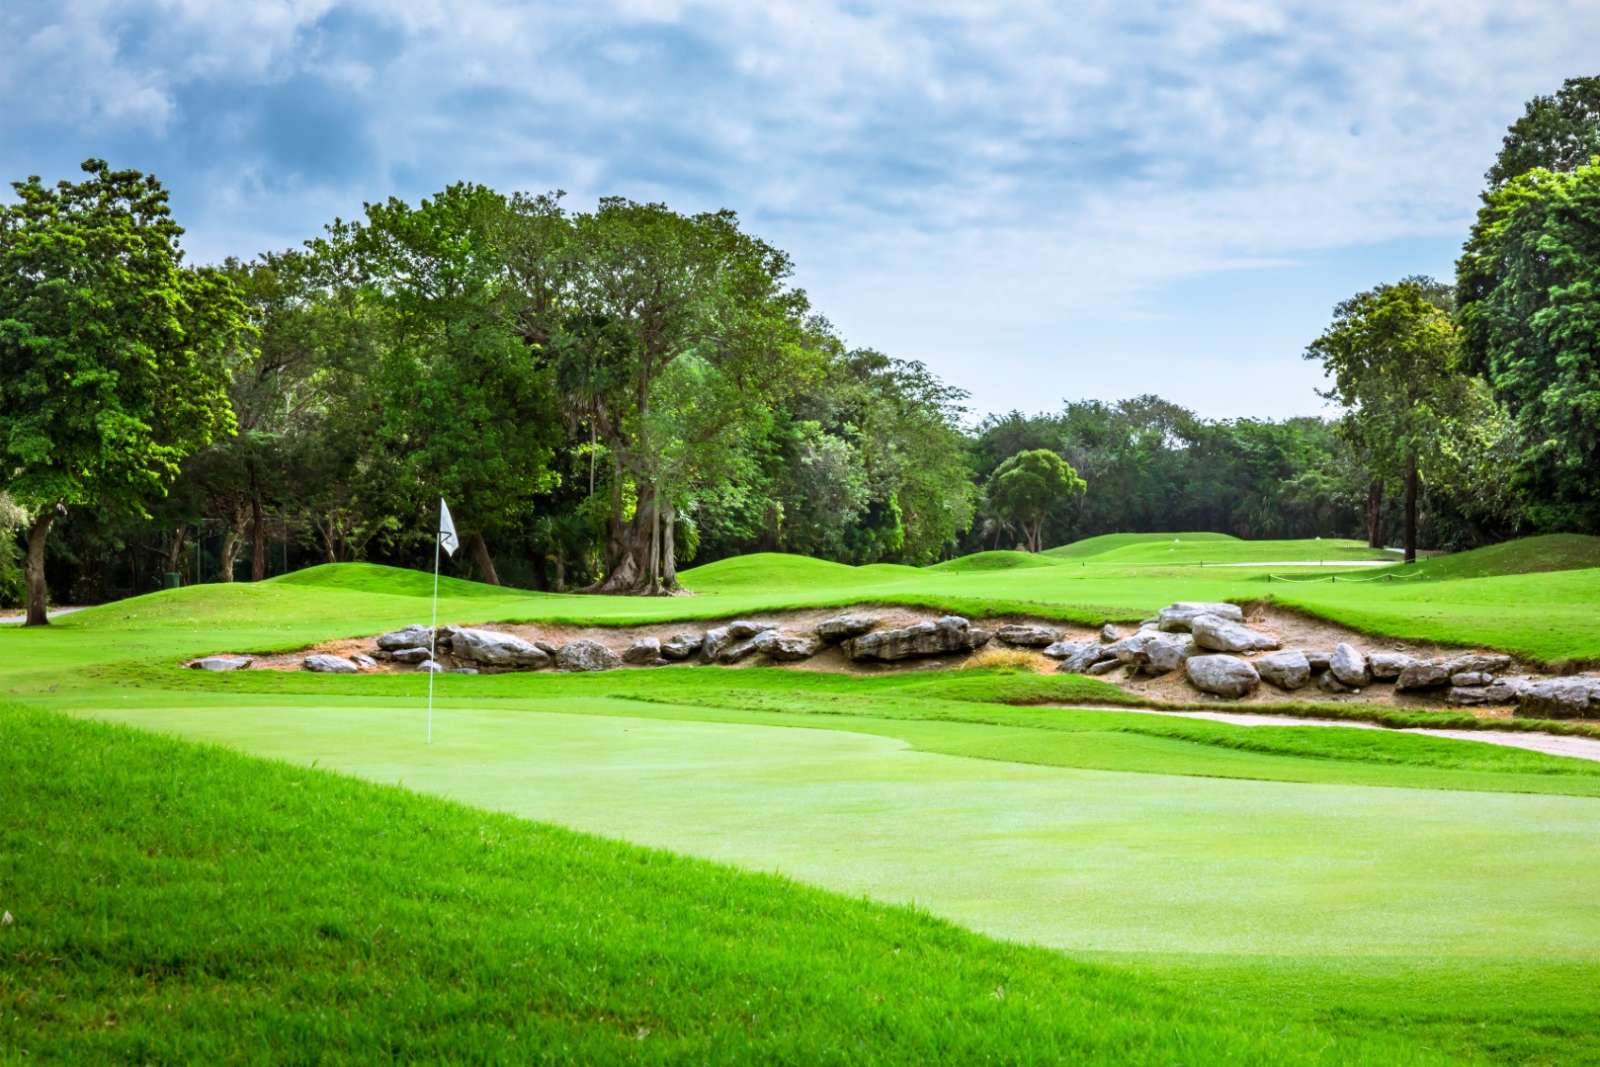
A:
[1099,706,1600,764]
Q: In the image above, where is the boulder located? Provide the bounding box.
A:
[1106,629,1196,675]
[304,654,358,674]
[1328,643,1370,687]
[1100,623,1120,643]
[703,623,774,661]
[1396,661,1452,692]
[1448,682,1524,706]
[1157,602,1245,632]
[660,632,704,660]
[1303,649,1333,672]
[445,627,550,669]
[843,616,991,662]
[995,623,1060,648]
[1053,641,1112,675]
[188,655,252,672]
[1041,639,1081,659]
[418,660,444,673]
[1086,659,1122,676]
[390,646,433,664]
[1450,671,1492,688]
[754,631,824,662]
[351,653,377,671]
[1186,654,1260,698]
[1367,652,1416,681]
[1442,653,1514,676]
[1516,678,1600,719]
[623,637,662,665]
[450,666,479,675]
[376,625,434,651]
[816,614,879,643]
[1142,633,1197,675]
[713,636,766,664]
[1317,672,1355,694]
[1256,650,1311,690]
[1191,613,1280,653]
[534,639,560,656]
[556,640,622,672]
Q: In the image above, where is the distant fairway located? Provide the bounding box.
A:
[8,535,1600,1063]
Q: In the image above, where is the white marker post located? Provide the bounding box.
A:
[429,497,459,743]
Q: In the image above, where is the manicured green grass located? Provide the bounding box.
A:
[11,540,1600,1063]
[1397,532,1600,581]
[928,549,1062,571]
[8,705,1440,1064]
[1043,530,1238,558]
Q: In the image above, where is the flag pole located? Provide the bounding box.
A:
[427,520,440,744]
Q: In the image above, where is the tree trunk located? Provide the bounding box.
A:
[219,528,240,583]
[249,460,267,581]
[1365,479,1384,549]
[1404,452,1419,564]
[164,526,188,577]
[647,488,662,592]
[553,549,567,592]
[24,510,55,627]
[469,531,501,586]
[660,500,677,587]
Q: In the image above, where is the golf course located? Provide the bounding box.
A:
[6,532,1600,1063]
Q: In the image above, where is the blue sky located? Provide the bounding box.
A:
[2,1,1594,420]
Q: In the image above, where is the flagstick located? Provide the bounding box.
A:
[427,530,440,744]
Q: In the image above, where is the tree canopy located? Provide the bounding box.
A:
[1458,157,1600,530]
[984,449,1085,553]
[0,160,247,623]
[1486,76,1600,188]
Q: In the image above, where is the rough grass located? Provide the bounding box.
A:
[0,705,1438,1065]
[1398,533,1600,581]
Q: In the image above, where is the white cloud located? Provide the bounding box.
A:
[4,0,1595,415]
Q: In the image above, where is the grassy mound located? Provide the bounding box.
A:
[929,550,1061,572]
[1044,531,1237,558]
[677,552,866,593]
[272,561,516,598]
[0,705,1427,1064]
[1400,533,1600,581]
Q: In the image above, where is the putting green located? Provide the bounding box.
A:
[74,699,1600,960]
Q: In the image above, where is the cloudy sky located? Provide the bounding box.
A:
[3,1,1594,420]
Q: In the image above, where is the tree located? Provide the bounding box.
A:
[1486,76,1600,188]
[984,449,1085,553]
[1305,278,1467,562]
[318,184,561,583]
[0,160,246,624]
[512,196,822,593]
[1458,159,1600,530]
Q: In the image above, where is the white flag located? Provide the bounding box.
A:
[438,498,459,557]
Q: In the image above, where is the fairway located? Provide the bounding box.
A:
[70,699,1600,959]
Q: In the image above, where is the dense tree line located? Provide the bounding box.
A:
[4,75,1598,617]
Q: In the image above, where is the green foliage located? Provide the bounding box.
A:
[0,160,248,620]
[1485,75,1600,187]
[316,183,561,579]
[1458,158,1600,530]
[0,161,243,517]
[984,449,1085,552]
[1305,277,1473,559]
[0,493,22,605]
